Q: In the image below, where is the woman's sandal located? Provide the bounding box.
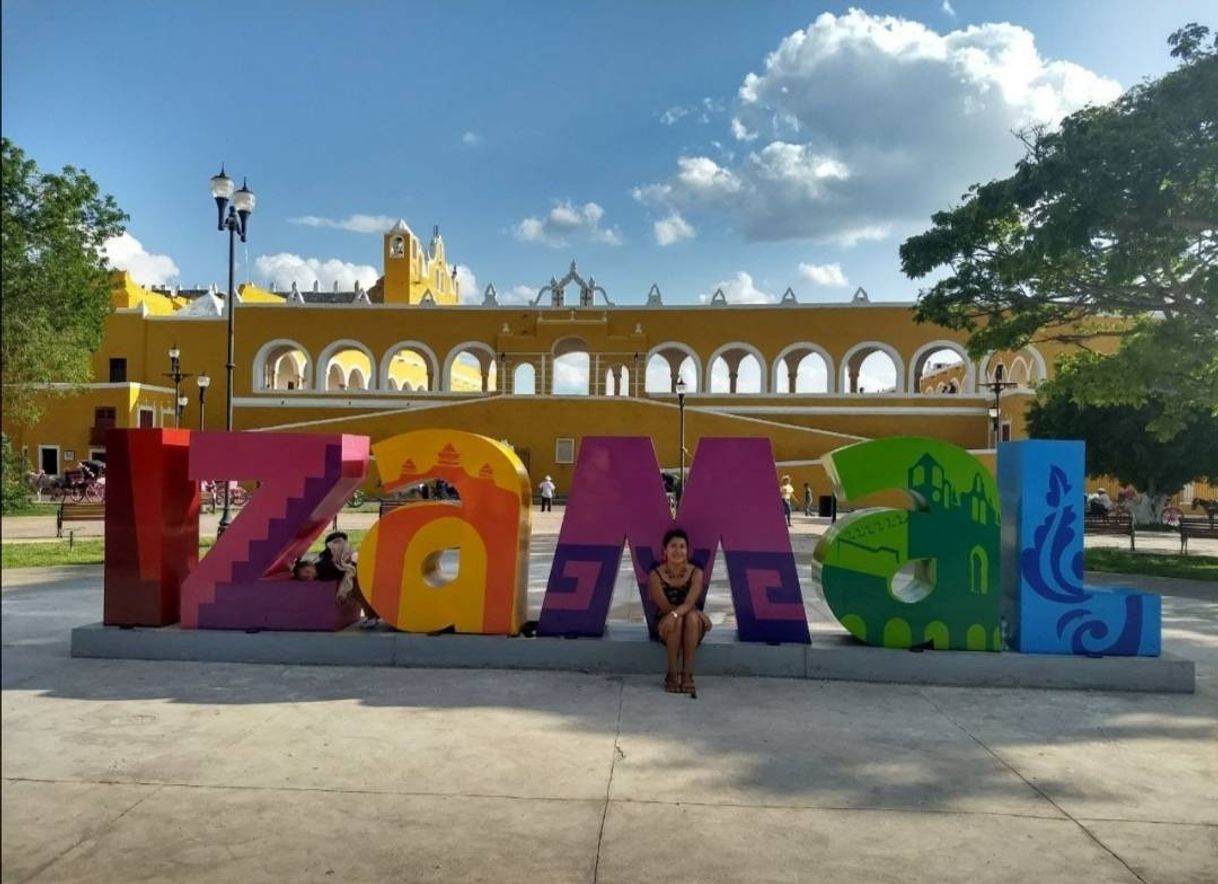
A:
[680,672,695,694]
[664,672,682,693]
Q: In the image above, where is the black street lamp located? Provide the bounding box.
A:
[197,372,210,429]
[176,394,189,426]
[676,376,688,505]
[163,344,192,428]
[209,166,256,535]
[983,364,1017,447]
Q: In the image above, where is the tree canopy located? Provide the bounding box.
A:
[1028,389,1218,511]
[901,25,1217,439]
[1,138,127,426]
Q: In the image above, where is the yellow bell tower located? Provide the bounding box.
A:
[382,219,417,304]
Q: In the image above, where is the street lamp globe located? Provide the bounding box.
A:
[197,373,210,390]
[232,179,256,213]
[988,406,1000,420]
[168,344,181,362]
[209,167,234,200]
[675,377,688,397]
[177,394,189,408]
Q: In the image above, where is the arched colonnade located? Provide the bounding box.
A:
[250,337,1046,396]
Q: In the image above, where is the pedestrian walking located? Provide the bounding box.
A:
[803,482,813,517]
[780,475,795,527]
[539,475,556,512]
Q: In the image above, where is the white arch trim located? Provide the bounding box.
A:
[252,338,313,391]
[771,342,836,394]
[442,340,498,392]
[907,339,974,394]
[840,340,907,394]
[645,341,703,392]
[706,341,769,394]
[315,339,378,391]
[378,340,440,392]
[979,345,1047,386]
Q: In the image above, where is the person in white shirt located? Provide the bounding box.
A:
[538,475,556,512]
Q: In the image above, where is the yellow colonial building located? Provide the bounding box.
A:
[9,219,1066,494]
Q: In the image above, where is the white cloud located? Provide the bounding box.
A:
[709,355,763,393]
[513,201,623,247]
[504,285,537,305]
[254,253,379,291]
[637,10,1121,243]
[942,1,956,16]
[552,353,590,394]
[103,232,179,286]
[288,214,397,234]
[700,271,775,305]
[453,264,479,304]
[798,261,849,287]
[461,131,482,147]
[654,211,696,246]
[856,352,898,393]
[660,97,725,126]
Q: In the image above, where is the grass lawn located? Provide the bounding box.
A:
[2,528,368,569]
[1084,549,1218,582]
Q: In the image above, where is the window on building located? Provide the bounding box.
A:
[94,407,117,429]
[555,438,576,464]
[109,358,127,383]
[138,408,155,428]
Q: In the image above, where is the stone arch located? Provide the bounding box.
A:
[513,363,536,395]
[443,341,498,393]
[347,366,367,391]
[907,340,974,394]
[386,377,400,392]
[840,341,906,394]
[1007,356,1030,386]
[645,341,702,393]
[326,363,346,391]
[707,341,769,394]
[551,336,591,395]
[252,339,313,391]
[603,364,631,397]
[379,340,439,392]
[980,346,1046,387]
[316,339,377,391]
[771,343,835,394]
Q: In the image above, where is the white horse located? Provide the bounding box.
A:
[24,470,59,502]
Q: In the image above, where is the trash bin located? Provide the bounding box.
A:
[817,495,836,518]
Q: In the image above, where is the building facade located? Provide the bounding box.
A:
[8,221,1063,494]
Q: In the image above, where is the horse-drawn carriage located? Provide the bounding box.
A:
[27,460,106,503]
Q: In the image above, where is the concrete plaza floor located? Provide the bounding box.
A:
[3,523,1217,882]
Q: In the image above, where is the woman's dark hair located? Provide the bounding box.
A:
[662,528,689,549]
[323,531,348,546]
[291,558,316,579]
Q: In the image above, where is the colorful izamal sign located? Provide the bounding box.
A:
[101,429,1161,658]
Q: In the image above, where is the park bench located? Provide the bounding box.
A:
[56,501,105,539]
[1178,516,1218,555]
[1083,511,1135,551]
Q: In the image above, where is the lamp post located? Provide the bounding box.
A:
[676,376,687,505]
[163,344,192,428]
[196,372,210,429]
[176,394,189,426]
[209,166,256,535]
[982,365,1016,447]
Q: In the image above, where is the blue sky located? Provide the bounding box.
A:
[2,1,1210,307]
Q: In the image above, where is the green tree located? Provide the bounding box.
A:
[1,435,32,514]
[1,138,127,427]
[900,25,1217,439]
[1027,389,1218,525]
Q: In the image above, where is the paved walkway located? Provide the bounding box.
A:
[2,535,1216,881]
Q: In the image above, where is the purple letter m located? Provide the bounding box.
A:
[537,437,810,644]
